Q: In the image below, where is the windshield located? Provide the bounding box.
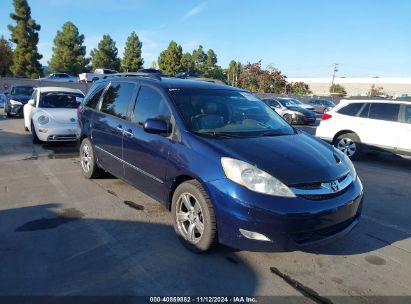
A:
[320,100,335,106]
[39,92,84,108]
[10,86,34,96]
[170,89,294,137]
[278,98,302,106]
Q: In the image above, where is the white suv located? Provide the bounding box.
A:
[316,99,411,159]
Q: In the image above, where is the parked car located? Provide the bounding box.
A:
[77,76,363,253]
[0,93,6,109]
[26,87,84,144]
[262,98,316,125]
[278,97,315,111]
[4,85,35,118]
[39,73,79,82]
[79,68,118,83]
[308,98,336,113]
[316,99,411,159]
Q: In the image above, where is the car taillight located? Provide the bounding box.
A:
[76,106,80,116]
[322,113,332,120]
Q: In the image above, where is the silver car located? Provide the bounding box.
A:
[39,73,79,82]
[263,98,317,125]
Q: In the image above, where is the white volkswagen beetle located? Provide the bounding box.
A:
[23,87,84,144]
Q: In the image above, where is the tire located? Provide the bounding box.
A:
[31,121,42,144]
[6,112,12,118]
[172,180,217,253]
[79,138,103,179]
[334,133,361,160]
[283,114,293,124]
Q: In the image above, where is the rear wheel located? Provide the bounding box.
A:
[80,138,103,179]
[6,112,12,118]
[334,133,361,160]
[172,180,217,253]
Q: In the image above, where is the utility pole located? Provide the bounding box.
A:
[331,63,339,93]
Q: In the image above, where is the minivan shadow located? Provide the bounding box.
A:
[0,203,259,296]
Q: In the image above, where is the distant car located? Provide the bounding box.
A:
[0,93,6,109]
[39,73,79,82]
[316,99,411,159]
[79,68,118,83]
[277,98,315,111]
[263,98,316,125]
[25,87,84,144]
[4,85,35,118]
[308,98,336,113]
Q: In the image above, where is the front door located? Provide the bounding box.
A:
[397,104,411,153]
[122,85,173,202]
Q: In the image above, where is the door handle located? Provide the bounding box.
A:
[124,129,133,137]
[116,125,123,132]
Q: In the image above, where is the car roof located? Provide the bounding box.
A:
[37,87,84,94]
[341,99,410,105]
[97,76,244,91]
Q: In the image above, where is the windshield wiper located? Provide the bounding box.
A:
[194,131,242,138]
[262,131,290,137]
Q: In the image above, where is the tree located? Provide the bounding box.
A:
[237,61,287,93]
[48,22,89,75]
[191,45,207,73]
[202,49,219,78]
[0,36,13,76]
[227,60,242,86]
[121,31,143,72]
[288,82,312,95]
[157,41,183,76]
[8,0,42,78]
[180,52,194,73]
[330,83,347,96]
[90,35,121,71]
[369,84,385,97]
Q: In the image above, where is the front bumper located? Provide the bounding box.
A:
[205,177,364,252]
[8,104,23,116]
[36,124,79,142]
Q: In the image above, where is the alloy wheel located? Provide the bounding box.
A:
[337,138,356,157]
[81,144,91,173]
[176,193,205,244]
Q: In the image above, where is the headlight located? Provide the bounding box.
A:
[9,99,22,106]
[221,157,296,197]
[38,115,49,125]
[334,148,357,180]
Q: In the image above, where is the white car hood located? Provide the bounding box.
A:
[36,108,78,124]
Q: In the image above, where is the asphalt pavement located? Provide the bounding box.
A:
[0,111,410,302]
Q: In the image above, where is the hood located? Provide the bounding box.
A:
[36,108,78,124]
[299,104,315,110]
[286,106,315,116]
[199,132,349,185]
[9,95,31,103]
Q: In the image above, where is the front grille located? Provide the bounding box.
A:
[48,134,77,141]
[299,185,350,200]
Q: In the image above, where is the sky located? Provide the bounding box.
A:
[0,0,410,77]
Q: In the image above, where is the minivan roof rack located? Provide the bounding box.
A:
[103,72,161,81]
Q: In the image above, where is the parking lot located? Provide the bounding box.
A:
[0,110,410,302]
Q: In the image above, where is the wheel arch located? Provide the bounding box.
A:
[332,130,360,145]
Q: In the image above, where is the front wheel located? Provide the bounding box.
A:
[6,112,12,118]
[172,180,217,253]
[334,133,361,160]
[79,138,103,179]
[283,114,293,124]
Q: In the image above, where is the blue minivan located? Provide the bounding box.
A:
[78,74,364,252]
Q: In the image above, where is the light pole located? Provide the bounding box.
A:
[331,63,339,93]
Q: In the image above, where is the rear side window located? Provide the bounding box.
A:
[84,83,106,109]
[132,86,171,126]
[337,103,364,116]
[100,82,136,119]
[404,105,411,124]
[358,103,370,118]
[368,103,400,122]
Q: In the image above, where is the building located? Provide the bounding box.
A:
[287,77,411,97]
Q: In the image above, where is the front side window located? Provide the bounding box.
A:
[39,92,84,108]
[100,82,136,119]
[368,103,400,122]
[170,89,293,137]
[132,86,171,126]
[337,103,364,116]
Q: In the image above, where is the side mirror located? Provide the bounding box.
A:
[143,118,171,134]
[28,99,35,106]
